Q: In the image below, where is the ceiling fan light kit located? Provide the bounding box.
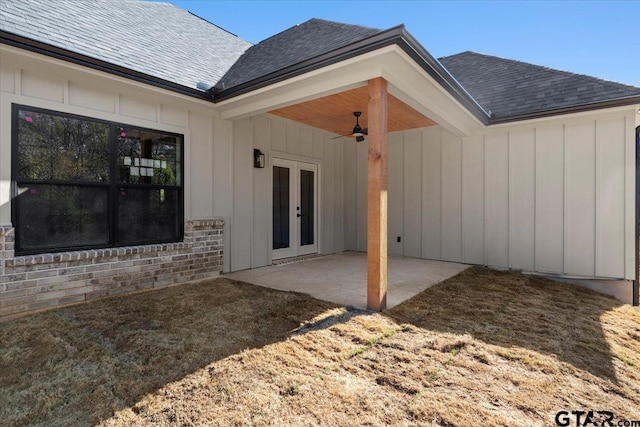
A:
[351,111,364,137]
[332,111,369,141]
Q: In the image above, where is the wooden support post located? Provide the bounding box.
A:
[367,77,388,311]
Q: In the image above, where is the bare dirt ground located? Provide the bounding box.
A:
[1,267,639,426]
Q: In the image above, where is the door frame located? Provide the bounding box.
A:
[270,154,321,261]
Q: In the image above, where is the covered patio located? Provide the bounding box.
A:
[225,252,468,309]
[218,24,488,311]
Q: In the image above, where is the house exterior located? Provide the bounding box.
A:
[1,0,639,317]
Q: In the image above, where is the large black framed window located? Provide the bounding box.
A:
[11,104,184,255]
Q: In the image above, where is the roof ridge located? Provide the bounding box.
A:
[186,11,242,39]
[445,51,640,90]
[145,1,247,41]
[252,21,309,45]
[214,17,387,95]
[308,17,382,32]
[252,18,381,46]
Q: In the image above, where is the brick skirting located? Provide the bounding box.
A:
[0,219,224,318]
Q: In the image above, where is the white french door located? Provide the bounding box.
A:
[272,158,318,260]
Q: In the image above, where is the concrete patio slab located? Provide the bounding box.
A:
[224,251,469,309]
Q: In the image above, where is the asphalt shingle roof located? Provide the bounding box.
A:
[216,18,383,90]
[0,0,251,90]
[439,51,640,120]
[2,1,638,120]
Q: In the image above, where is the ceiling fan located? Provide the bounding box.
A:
[333,111,368,142]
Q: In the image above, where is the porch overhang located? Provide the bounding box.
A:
[213,40,490,311]
[214,44,489,138]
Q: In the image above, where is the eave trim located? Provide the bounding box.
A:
[488,95,640,125]
[394,29,491,124]
[4,28,637,127]
[0,30,213,101]
[213,26,492,125]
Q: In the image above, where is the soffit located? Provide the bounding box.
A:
[217,46,484,136]
[269,85,437,135]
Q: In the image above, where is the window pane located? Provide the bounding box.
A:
[117,188,181,244]
[13,106,185,255]
[15,184,109,252]
[300,169,314,246]
[117,128,181,186]
[272,166,290,250]
[16,109,109,181]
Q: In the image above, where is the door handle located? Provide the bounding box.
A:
[297,213,303,217]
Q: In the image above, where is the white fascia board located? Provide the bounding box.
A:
[486,103,640,131]
[383,47,486,136]
[216,47,397,121]
[216,45,485,137]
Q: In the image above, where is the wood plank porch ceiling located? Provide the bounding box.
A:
[269,86,437,136]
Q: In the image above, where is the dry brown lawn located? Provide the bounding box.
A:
[1,267,639,426]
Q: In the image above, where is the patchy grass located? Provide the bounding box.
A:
[0,279,335,426]
[1,267,639,426]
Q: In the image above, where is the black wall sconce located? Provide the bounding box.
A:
[253,149,265,168]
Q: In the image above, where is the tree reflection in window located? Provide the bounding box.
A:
[12,105,183,255]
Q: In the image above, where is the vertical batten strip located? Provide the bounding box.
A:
[483,134,487,267]
[507,130,512,269]
[63,79,69,104]
[532,128,537,272]
[634,122,639,305]
[594,120,600,276]
[562,124,568,274]
[461,136,465,263]
[440,128,444,259]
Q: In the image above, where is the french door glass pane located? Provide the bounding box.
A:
[15,184,109,251]
[300,169,314,246]
[272,166,290,250]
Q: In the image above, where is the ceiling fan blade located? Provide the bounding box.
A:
[331,133,351,140]
[355,135,365,142]
[362,128,368,135]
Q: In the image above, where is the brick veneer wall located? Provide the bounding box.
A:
[0,218,224,318]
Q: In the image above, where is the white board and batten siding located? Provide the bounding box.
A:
[344,110,636,280]
[230,114,346,272]
[0,48,235,271]
[1,47,636,280]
